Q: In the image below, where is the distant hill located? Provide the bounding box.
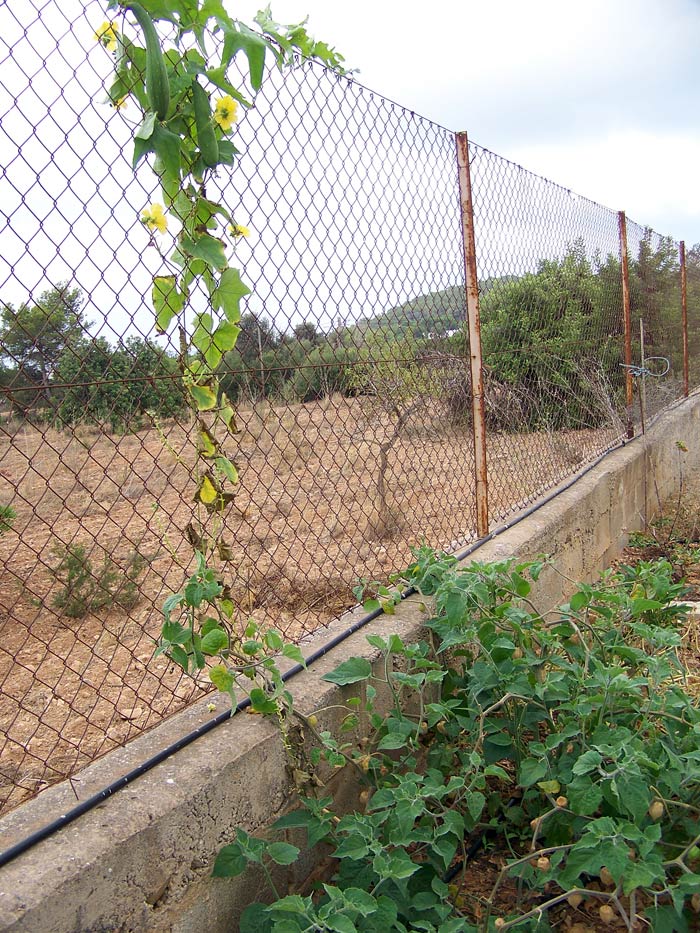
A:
[353,277,519,340]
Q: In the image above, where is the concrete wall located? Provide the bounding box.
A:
[0,394,698,932]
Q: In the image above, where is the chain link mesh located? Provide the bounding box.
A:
[0,0,697,816]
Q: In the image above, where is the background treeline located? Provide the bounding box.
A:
[1,232,697,433]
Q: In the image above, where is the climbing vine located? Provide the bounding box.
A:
[96,1,344,694]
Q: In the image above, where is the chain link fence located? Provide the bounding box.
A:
[0,0,697,817]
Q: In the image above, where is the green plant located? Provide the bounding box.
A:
[194,551,700,931]
[0,504,15,535]
[50,541,151,618]
[96,0,346,646]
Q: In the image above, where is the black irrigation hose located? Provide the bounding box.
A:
[0,436,637,870]
[442,796,522,884]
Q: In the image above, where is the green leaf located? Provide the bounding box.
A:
[537,780,561,794]
[324,915,356,933]
[322,657,372,686]
[151,123,182,182]
[201,628,229,655]
[377,732,409,751]
[572,749,603,775]
[169,644,189,670]
[221,23,268,90]
[152,275,184,333]
[266,842,300,865]
[212,320,241,353]
[188,383,218,411]
[622,859,665,895]
[333,836,369,860]
[511,572,531,597]
[215,268,251,322]
[567,776,603,815]
[209,664,234,693]
[135,111,157,140]
[249,687,279,715]
[212,843,248,877]
[569,590,589,611]
[466,790,486,823]
[282,643,306,666]
[267,895,309,913]
[519,758,548,787]
[182,233,228,270]
[215,456,239,484]
[239,903,269,933]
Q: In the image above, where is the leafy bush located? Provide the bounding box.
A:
[200,552,700,931]
[54,336,186,432]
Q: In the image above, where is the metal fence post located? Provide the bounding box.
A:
[455,131,489,537]
[618,210,634,438]
[681,240,689,398]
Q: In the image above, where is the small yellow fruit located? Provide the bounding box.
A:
[358,755,371,772]
[648,800,664,821]
[436,720,448,734]
[555,796,568,808]
[307,714,318,728]
[566,742,575,753]
[530,818,540,830]
[359,789,370,805]
[599,905,616,924]
[513,647,523,659]
[599,867,614,887]
[537,857,551,871]
[691,893,700,913]
[494,919,506,930]
[567,893,584,909]
[628,848,637,861]
[419,721,429,734]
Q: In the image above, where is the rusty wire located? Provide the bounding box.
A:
[0,0,697,817]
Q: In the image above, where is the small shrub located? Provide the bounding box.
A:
[50,541,151,618]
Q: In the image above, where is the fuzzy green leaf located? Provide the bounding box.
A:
[322,657,372,686]
[215,268,251,322]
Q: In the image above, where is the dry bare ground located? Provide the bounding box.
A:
[0,395,621,814]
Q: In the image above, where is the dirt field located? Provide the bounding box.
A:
[0,395,622,814]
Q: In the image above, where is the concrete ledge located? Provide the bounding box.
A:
[0,394,698,932]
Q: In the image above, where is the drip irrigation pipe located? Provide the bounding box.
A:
[0,436,636,870]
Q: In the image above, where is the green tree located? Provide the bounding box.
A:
[0,283,87,390]
[479,242,624,428]
[55,336,185,431]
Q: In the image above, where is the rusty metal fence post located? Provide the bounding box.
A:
[455,131,489,537]
[681,240,689,398]
[618,211,634,438]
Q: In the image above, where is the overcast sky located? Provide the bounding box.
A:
[1,0,697,343]
[233,0,700,246]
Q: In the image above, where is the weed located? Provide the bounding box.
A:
[50,541,152,618]
[0,504,15,535]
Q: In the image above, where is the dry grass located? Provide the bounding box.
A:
[0,395,621,813]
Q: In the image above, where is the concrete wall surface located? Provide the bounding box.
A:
[0,393,698,932]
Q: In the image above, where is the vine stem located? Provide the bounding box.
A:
[493,886,625,932]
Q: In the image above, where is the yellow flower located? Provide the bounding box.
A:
[229,223,249,238]
[141,203,168,235]
[94,21,119,53]
[112,96,128,111]
[213,96,238,132]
